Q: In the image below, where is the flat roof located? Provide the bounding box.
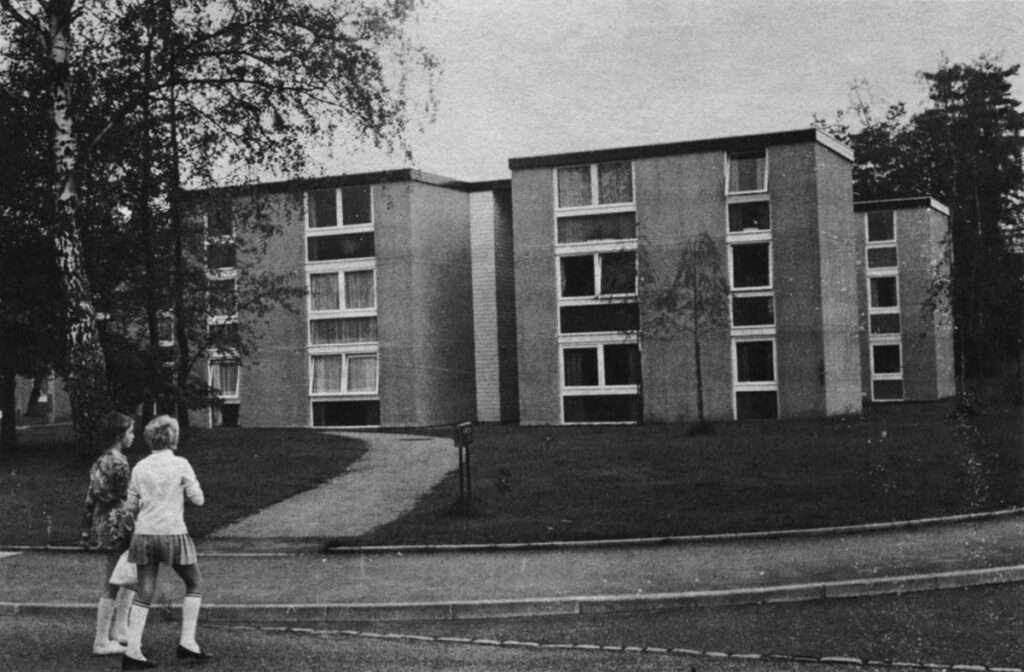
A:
[854,196,950,216]
[508,128,853,170]
[185,169,508,200]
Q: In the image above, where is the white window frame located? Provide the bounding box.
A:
[728,240,773,292]
[559,337,641,393]
[865,210,899,270]
[867,273,900,313]
[730,291,775,332]
[556,246,638,303]
[204,222,236,273]
[208,357,241,400]
[308,348,380,396]
[726,194,772,235]
[305,185,374,235]
[553,161,636,213]
[206,272,238,321]
[725,150,768,195]
[731,336,778,419]
[307,263,377,315]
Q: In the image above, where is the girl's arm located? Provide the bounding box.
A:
[182,461,205,507]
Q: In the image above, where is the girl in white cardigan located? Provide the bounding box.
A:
[122,415,211,670]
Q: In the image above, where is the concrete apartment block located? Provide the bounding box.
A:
[854,197,955,403]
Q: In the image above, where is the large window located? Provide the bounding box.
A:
[311,353,378,394]
[734,339,778,419]
[308,185,373,228]
[556,161,633,209]
[728,150,766,193]
[731,242,772,289]
[310,269,375,311]
[560,251,636,298]
[561,341,641,423]
[728,201,770,232]
[209,359,240,398]
[865,209,903,402]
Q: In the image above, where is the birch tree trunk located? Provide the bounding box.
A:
[47,0,110,444]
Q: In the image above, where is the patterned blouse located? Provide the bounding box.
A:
[81,449,133,551]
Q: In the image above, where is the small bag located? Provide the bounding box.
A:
[109,550,137,586]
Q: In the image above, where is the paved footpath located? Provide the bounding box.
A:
[1,431,1022,622]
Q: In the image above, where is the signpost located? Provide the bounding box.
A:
[454,421,473,513]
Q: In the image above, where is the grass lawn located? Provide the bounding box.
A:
[0,426,365,546]
[359,401,1024,545]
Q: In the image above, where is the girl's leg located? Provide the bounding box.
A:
[92,554,124,654]
[172,563,210,658]
[124,563,159,663]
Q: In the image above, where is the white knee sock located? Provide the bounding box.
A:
[92,597,124,653]
[110,586,135,643]
[125,602,150,660]
[179,594,202,652]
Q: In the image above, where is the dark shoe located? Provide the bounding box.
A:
[122,654,157,670]
[176,645,213,662]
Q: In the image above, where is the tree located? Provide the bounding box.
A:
[640,231,729,427]
[817,56,1024,402]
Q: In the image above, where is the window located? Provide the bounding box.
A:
[557,212,637,243]
[311,353,378,394]
[157,312,175,347]
[313,400,380,426]
[307,233,375,261]
[870,276,899,308]
[310,269,375,311]
[867,247,898,268]
[209,359,240,398]
[734,339,777,420]
[728,151,766,193]
[731,243,771,289]
[866,210,904,402]
[556,161,633,208]
[207,241,236,270]
[872,344,901,375]
[728,201,770,232]
[867,210,895,242]
[310,317,377,345]
[308,185,373,228]
[207,277,237,316]
[732,295,774,327]
[563,344,640,387]
[736,340,775,382]
[870,313,900,334]
[560,303,639,334]
[206,201,233,237]
[560,251,636,298]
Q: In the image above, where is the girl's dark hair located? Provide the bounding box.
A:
[101,411,134,446]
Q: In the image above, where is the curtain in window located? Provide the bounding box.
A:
[310,317,378,344]
[312,355,344,393]
[310,274,340,311]
[347,355,378,392]
[344,270,375,308]
[563,348,598,386]
[597,162,632,204]
[600,252,636,294]
[210,361,239,396]
[557,166,591,207]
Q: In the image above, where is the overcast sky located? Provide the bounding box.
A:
[322,0,1024,182]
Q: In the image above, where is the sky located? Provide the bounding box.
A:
[321,0,1024,182]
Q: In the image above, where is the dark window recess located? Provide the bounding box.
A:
[309,189,337,227]
[872,345,901,374]
[604,344,641,385]
[307,233,375,261]
[560,303,639,333]
[563,348,599,386]
[601,252,636,294]
[729,151,766,192]
[313,400,380,426]
[867,210,895,242]
[208,322,240,344]
[732,295,774,326]
[207,243,236,269]
[736,340,774,382]
[218,404,240,427]
[736,391,778,419]
[207,279,236,314]
[870,313,901,334]
[207,201,233,237]
[563,394,641,423]
[732,243,770,287]
[342,185,372,225]
[867,247,898,268]
[728,201,770,232]
[561,256,595,296]
[870,277,898,307]
[873,380,903,401]
[310,317,378,344]
[557,212,637,244]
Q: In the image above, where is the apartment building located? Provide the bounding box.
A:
[508,129,863,424]
[854,197,955,403]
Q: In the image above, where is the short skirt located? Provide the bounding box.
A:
[128,533,198,566]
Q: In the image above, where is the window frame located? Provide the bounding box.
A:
[553,161,636,213]
[208,357,241,400]
[726,150,768,195]
[557,247,638,302]
[560,339,641,392]
[305,185,374,234]
[728,240,773,291]
[732,336,778,419]
[308,349,380,396]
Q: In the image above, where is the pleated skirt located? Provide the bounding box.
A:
[128,533,198,566]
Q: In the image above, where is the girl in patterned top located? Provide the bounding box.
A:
[81,411,137,655]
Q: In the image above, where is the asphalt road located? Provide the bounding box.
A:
[2,583,1021,671]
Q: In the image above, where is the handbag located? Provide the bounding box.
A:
[109,550,137,586]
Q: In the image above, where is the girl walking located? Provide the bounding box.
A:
[122,415,212,670]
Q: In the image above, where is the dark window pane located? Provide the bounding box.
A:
[736,340,774,382]
[561,256,595,297]
[207,201,233,237]
[208,322,239,345]
[604,344,640,385]
[342,185,372,225]
[557,165,591,207]
[207,278,236,314]
[873,380,903,400]
[870,277,898,307]
[217,404,240,428]
[309,189,337,228]
[207,242,236,269]
[560,303,639,333]
[867,247,898,268]
[600,252,636,294]
[873,344,901,374]
[597,161,632,204]
[729,152,765,192]
[732,295,774,326]
[728,201,770,232]
[312,401,380,426]
[563,348,598,386]
[557,212,637,243]
[870,313,901,334]
[736,391,777,419]
[563,394,641,422]
[867,210,894,241]
[308,233,375,261]
[732,243,770,288]
[310,317,378,344]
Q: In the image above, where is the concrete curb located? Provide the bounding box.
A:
[5,564,1023,623]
